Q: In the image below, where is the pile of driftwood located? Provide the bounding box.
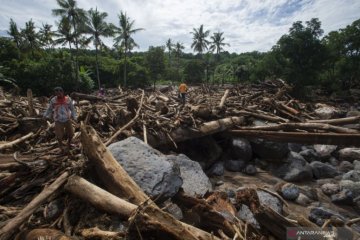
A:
[0,81,360,240]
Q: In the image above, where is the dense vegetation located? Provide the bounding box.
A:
[0,0,359,98]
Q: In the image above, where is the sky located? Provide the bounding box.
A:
[0,0,359,53]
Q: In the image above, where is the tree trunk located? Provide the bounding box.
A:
[95,44,101,90]
[124,50,127,87]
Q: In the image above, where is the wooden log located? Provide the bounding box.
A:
[229,130,360,146]
[64,175,136,217]
[70,92,105,102]
[148,116,245,147]
[307,116,360,125]
[0,132,34,151]
[80,227,125,239]
[0,172,69,240]
[219,89,229,108]
[238,122,359,134]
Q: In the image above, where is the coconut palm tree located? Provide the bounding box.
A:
[114,11,144,87]
[39,23,55,49]
[190,24,210,57]
[84,8,114,90]
[209,31,229,62]
[8,19,22,49]
[54,17,75,50]
[21,20,41,57]
[174,42,184,81]
[52,0,86,80]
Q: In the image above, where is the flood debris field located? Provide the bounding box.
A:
[1,80,360,240]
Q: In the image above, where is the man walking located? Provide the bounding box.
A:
[44,87,77,153]
[178,82,188,104]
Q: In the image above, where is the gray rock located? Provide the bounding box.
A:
[299,186,319,201]
[309,207,346,226]
[168,154,212,197]
[237,205,259,228]
[299,149,320,162]
[310,161,339,179]
[321,183,340,195]
[226,189,236,198]
[281,183,300,201]
[339,148,360,162]
[342,170,360,182]
[354,160,360,171]
[224,159,247,172]
[228,138,252,161]
[244,164,257,175]
[331,189,354,205]
[340,180,360,197]
[271,152,313,182]
[208,162,224,176]
[288,143,303,153]
[313,144,337,159]
[329,157,339,166]
[338,161,354,172]
[250,139,289,160]
[108,137,183,199]
[164,202,183,220]
[295,193,312,206]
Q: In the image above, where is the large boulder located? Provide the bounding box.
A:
[167,154,212,197]
[338,148,360,162]
[250,139,289,160]
[108,137,183,199]
[299,149,320,163]
[271,152,313,182]
[310,161,339,179]
[224,159,247,172]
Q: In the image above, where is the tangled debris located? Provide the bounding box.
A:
[0,81,360,240]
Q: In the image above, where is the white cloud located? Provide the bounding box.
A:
[0,0,359,53]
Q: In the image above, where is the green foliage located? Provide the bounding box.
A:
[78,66,95,92]
[146,46,166,87]
[115,57,150,88]
[183,60,204,84]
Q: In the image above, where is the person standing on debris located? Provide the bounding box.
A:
[43,87,77,152]
[179,82,188,104]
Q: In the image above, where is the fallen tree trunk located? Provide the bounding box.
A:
[148,116,245,147]
[0,132,34,151]
[229,130,360,146]
[80,227,125,239]
[0,172,69,240]
[219,89,229,108]
[307,115,360,125]
[238,122,359,134]
[70,92,105,102]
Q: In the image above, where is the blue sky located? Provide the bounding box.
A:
[0,0,359,53]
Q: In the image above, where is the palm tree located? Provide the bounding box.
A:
[190,24,210,57]
[84,8,114,90]
[114,11,144,87]
[54,17,75,50]
[174,42,184,81]
[209,31,229,62]
[21,20,41,57]
[39,23,55,49]
[8,18,22,49]
[166,38,173,67]
[52,0,86,80]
